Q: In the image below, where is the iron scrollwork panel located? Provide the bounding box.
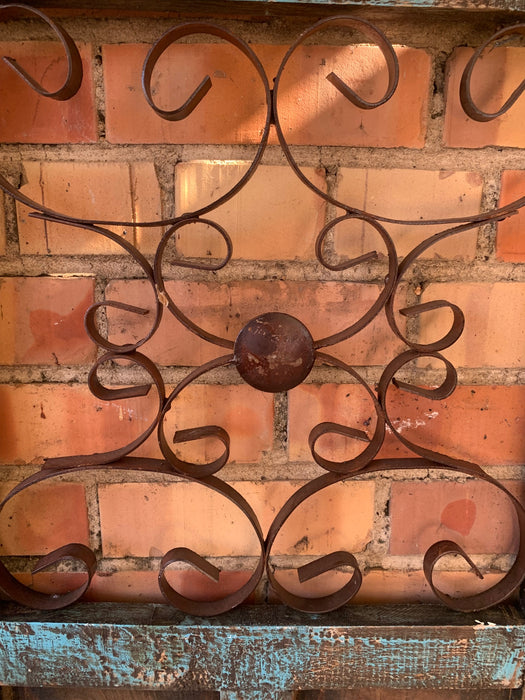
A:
[0,7,524,615]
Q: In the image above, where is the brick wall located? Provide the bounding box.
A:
[0,5,524,610]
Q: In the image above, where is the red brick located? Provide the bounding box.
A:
[0,383,272,465]
[103,43,430,147]
[10,570,257,605]
[390,480,524,555]
[0,277,95,365]
[0,481,89,555]
[277,45,430,147]
[90,570,255,604]
[98,480,374,558]
[336,169,481,259]
[174,162,326,261]
[17,161,162,255]
[444,47,525,148]
[103,43,276,145]
[268,568,505,605]
[0,383,162,465]
[0,42,96,143]
[497,171,525,262]
[355,569,506,605]
[288,384,525,466]
[418,282,525,368]
[106,279,407,367]
[149,384,273,465]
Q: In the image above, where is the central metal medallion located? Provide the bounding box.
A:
[234,312,315,392]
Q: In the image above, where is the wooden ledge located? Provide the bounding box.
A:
[15,0,525,15]
[0,603,523,692]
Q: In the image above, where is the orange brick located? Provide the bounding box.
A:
[9,569,257,605]
[444,47,525,148]
[335,169,482,259]
[0,42,96,143]
[288,384,525,466]
[174,162,326,261]
[149,383,273,465]
[103,43,430,147]
[103,43,275,145]
[106,279,407,367]
[0,383,162,465]
[390,480,524,555]
[99,479,374,558]
[268,569,505,605]
[276,45,430,147]
[87,569,256,604]
[6,572,92,600]
[0,382,272,465]
[0,481,89,555]
[0,277,95,365]
[17,161,162,255]
[418,282,525,369]
[497,171,525,262]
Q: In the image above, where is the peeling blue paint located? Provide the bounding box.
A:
[0,604,523,691]
[222,0,525,11]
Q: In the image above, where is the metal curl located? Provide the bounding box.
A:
[309,353,386,475]
[314,214,398,349]
[158,355,234,478]
[460,24,525,122]
[141,22,259,122]
[265,471,364,613]
[376,349,478,472]
[385,218,486,352]
[158,475,265,615]
[154,220,234,350]
[0,543,96,610]
[0,471,97,608]
[0,4,82,101]
[422,478,525,611]
[24,216,164,353]
[43,351,165,470]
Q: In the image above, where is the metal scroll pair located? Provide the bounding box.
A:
[0,6,525,614]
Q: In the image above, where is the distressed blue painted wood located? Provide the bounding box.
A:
[0,603,523,692]
[24,0,525,13]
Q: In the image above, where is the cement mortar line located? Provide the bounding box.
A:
[3,144,525,170]
[0,364,523,386]
[0,462,522,489]
[0,14,514,52]
[1,553,514,576]
[1,258,524,282]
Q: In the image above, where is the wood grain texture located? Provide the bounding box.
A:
[11,0,525,14]
[0,604,523,691]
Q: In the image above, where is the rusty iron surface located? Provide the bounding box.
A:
[0,8,524,615]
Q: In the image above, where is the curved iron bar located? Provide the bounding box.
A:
[0,3,82,101]
[0,21,271,230]
[272,17,525,227]
[377,353,525,611]
[154,219,234,350]
[460,24,525,122]
[0,458,266,615]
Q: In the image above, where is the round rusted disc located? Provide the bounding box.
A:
[234,312,315,393]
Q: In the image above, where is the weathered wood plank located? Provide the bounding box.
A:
[0,604,523,691]
[15,0,525,14]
